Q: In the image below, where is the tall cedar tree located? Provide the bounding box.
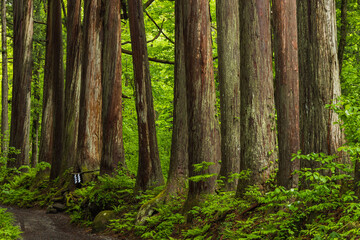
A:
[128,0,164,191]
[77,0,103,173]
[9,0,33,167]
[39,0,64,179]
[273,0,300,189]
[101,0,125,175]
[1,0,9,155]
[60,0,82,176]
[182,0,220,212]
[165,0,188,196]
[297,0,344,171]
[236,0,278,197]
[216,0,241,191]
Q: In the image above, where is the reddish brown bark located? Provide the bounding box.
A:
[236,0,277,197]
[9,0,33,168]
[39,0,65,180]
[77,0,103,172]
[128,0,164,191]
[100,0,125,175]
[60,0,82,176]
[273,0,300,189]
[182,0,220,211]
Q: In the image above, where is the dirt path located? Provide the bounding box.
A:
[1,205,117,240]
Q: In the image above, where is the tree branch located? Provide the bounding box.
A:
[144,0,155,9]
[122,48,174,65]
[145,10,174,44]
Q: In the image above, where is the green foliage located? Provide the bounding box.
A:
[66,168,136,225]
[0,158,50,207]
[0,208,22,240]
[221,152,360,239]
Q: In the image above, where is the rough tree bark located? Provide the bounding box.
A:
[128,0,164,191]
[100,0,125,175]
[60,0,82,176]
[297,0,343,169]
[1,0,9,155]
[77,0,103,174]
[273,0,300,189]
[9,0,33,168]
[216,0,241,191]
[236,0,278,197]
[182,0,220,212]
[39,0,64,180]
[165,0,188,197]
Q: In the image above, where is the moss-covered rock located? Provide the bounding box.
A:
[92,210,116,233]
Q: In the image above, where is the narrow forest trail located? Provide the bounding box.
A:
[1,205,117,240]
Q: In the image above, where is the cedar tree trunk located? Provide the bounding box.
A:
[9,0,33,167]
[297,0,343,169]
[182,0,220,211]
[273,0,300,189]
[77,0,103,173]
[216,0,241,191]
[128,0,164,191]
[60,0,82,176]
[101,0,125,175]
[236,0,278,197]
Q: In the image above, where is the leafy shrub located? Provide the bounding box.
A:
[0,208,22,240]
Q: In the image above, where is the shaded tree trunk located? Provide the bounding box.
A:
[338,0,347,75]
[100,0,125,175]
[39,0,64,180]
[273,0,300,189]
[297,0,343,169]
[216,0,241,191]
[1,0,9,155]
[9,0,33,168]
[77,0,102,173]
[164,0,188,196]
[60,0,82,176]
[236,0,277,197]
[182,0,220,212]
[128,0,164,191]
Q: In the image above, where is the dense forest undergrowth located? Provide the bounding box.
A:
[2,150,360,239]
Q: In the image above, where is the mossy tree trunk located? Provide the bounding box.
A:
[236,0,278,197]
[9,0,33,168]
[100,0,125,175]
[128,0,164,191]
[273,0,300,189]
[216,0,241,191]
[60,0,82,176]
[182,0,220,212]
[297,0,343,170]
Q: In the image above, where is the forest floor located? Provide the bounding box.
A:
[0,205,118,240]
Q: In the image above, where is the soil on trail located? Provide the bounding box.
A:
[1,205,117,240]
